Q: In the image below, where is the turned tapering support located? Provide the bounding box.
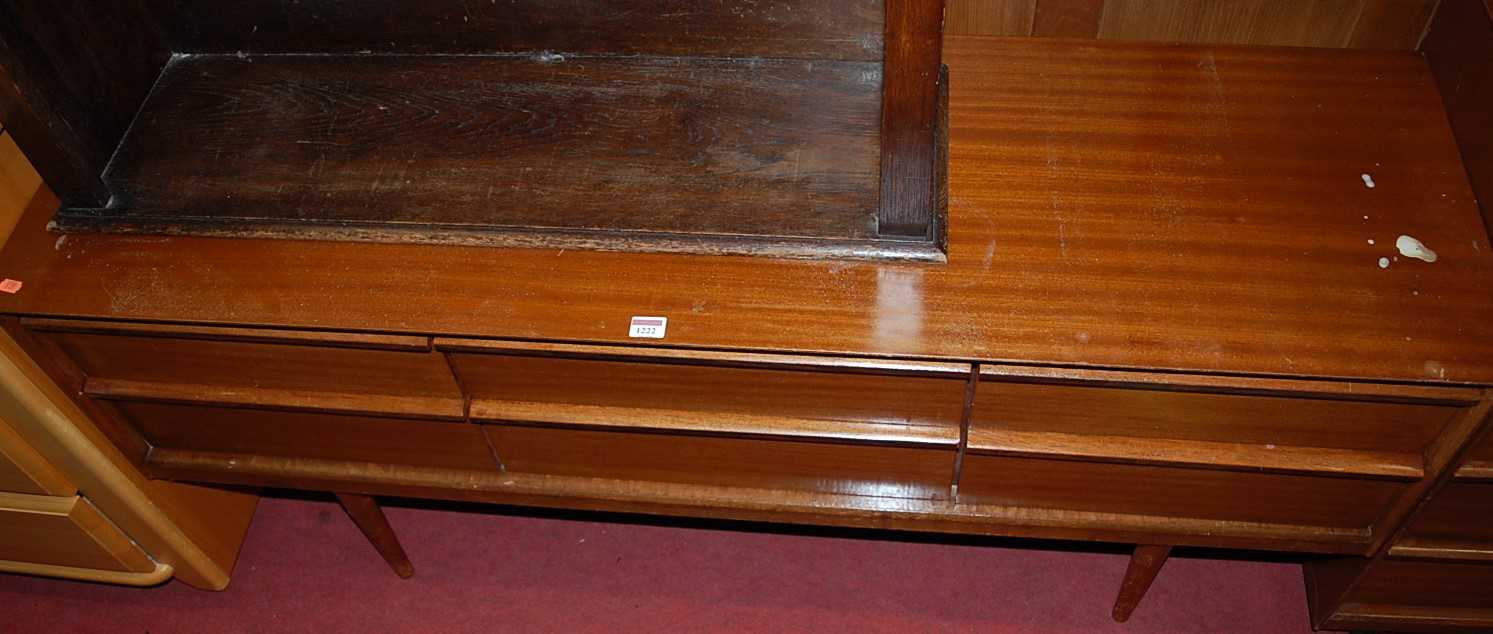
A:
[335,492,415,579]
[1112,544,1172,622]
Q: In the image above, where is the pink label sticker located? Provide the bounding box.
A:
[0,279,20,294]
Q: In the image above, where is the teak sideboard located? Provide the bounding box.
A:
[4,1,1493,631]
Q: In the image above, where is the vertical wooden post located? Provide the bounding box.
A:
[335,492,415,579]
[1112,544,1171,622]
[878,0,946,239]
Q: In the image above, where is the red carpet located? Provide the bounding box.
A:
[1,495,1320,632]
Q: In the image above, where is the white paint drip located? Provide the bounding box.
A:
[1396,235,1438,263]
[1361,173,1376,188]
[1378,257,1390,269]
[1366,239,1375,245]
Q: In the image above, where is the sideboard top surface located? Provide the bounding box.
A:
[2,36,1492,386]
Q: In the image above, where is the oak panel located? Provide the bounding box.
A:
[35,327,463,419]
[2,38,1491,384]
[959,454,1403,531]
[120,402,497,471]
[485,424,954,500]
[971,380,1458,454]
[0,492,154,573]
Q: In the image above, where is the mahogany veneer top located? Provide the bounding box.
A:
[4,37,1492,385]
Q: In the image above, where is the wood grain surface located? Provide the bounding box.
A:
[879,0,946,237]
[82,53,884,248]
[946,0,1438,50]
[3,37,1491,385]
[163,0,885,60]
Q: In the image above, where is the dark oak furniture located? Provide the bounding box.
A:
[1,1,948,260]
[5,1,1493,631]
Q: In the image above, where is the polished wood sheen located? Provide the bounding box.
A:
[2,38,1489,384]
[335,493,413,579]
[6,23,1493,624]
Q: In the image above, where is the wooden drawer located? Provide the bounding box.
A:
[972,367,1473,480]
[0,491,154,573]
[958,454,1402,533]
[25,319,464,419]
[0,419,73,495]
[1342,560,1493,612]
[1395,482,1493,559]
[441,340,967,500]
[486,424,955,499]
[439,339,970,445]
[117,401,497,472]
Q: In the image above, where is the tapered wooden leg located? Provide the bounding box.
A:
[1112,544,1171,622]
[335,492,415,579]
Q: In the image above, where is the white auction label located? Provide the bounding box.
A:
[628,316,668,339]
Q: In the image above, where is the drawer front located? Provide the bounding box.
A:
[973,380,1458,455]
[445,345,968,444]
[1402,482,1493,549]
[118,401,497,471]
[29,321,464,418]
[0,421,74,495]
[486,425,955,499]
[1344,560,1493,611]
[959,454,1402,530]
[0,492,154,572]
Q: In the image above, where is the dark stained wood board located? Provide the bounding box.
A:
[0,0,170,205]
[5,37,1493,384]
[162,0,885,60]
[57,53,909,257]
[1423,0,1493,236]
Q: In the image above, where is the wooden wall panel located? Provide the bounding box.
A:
[947,0,1035,35]
[0,0,169,206]
[1423,0,1493,236]
[947,0,1440,49]
[1032,0,1104,37]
